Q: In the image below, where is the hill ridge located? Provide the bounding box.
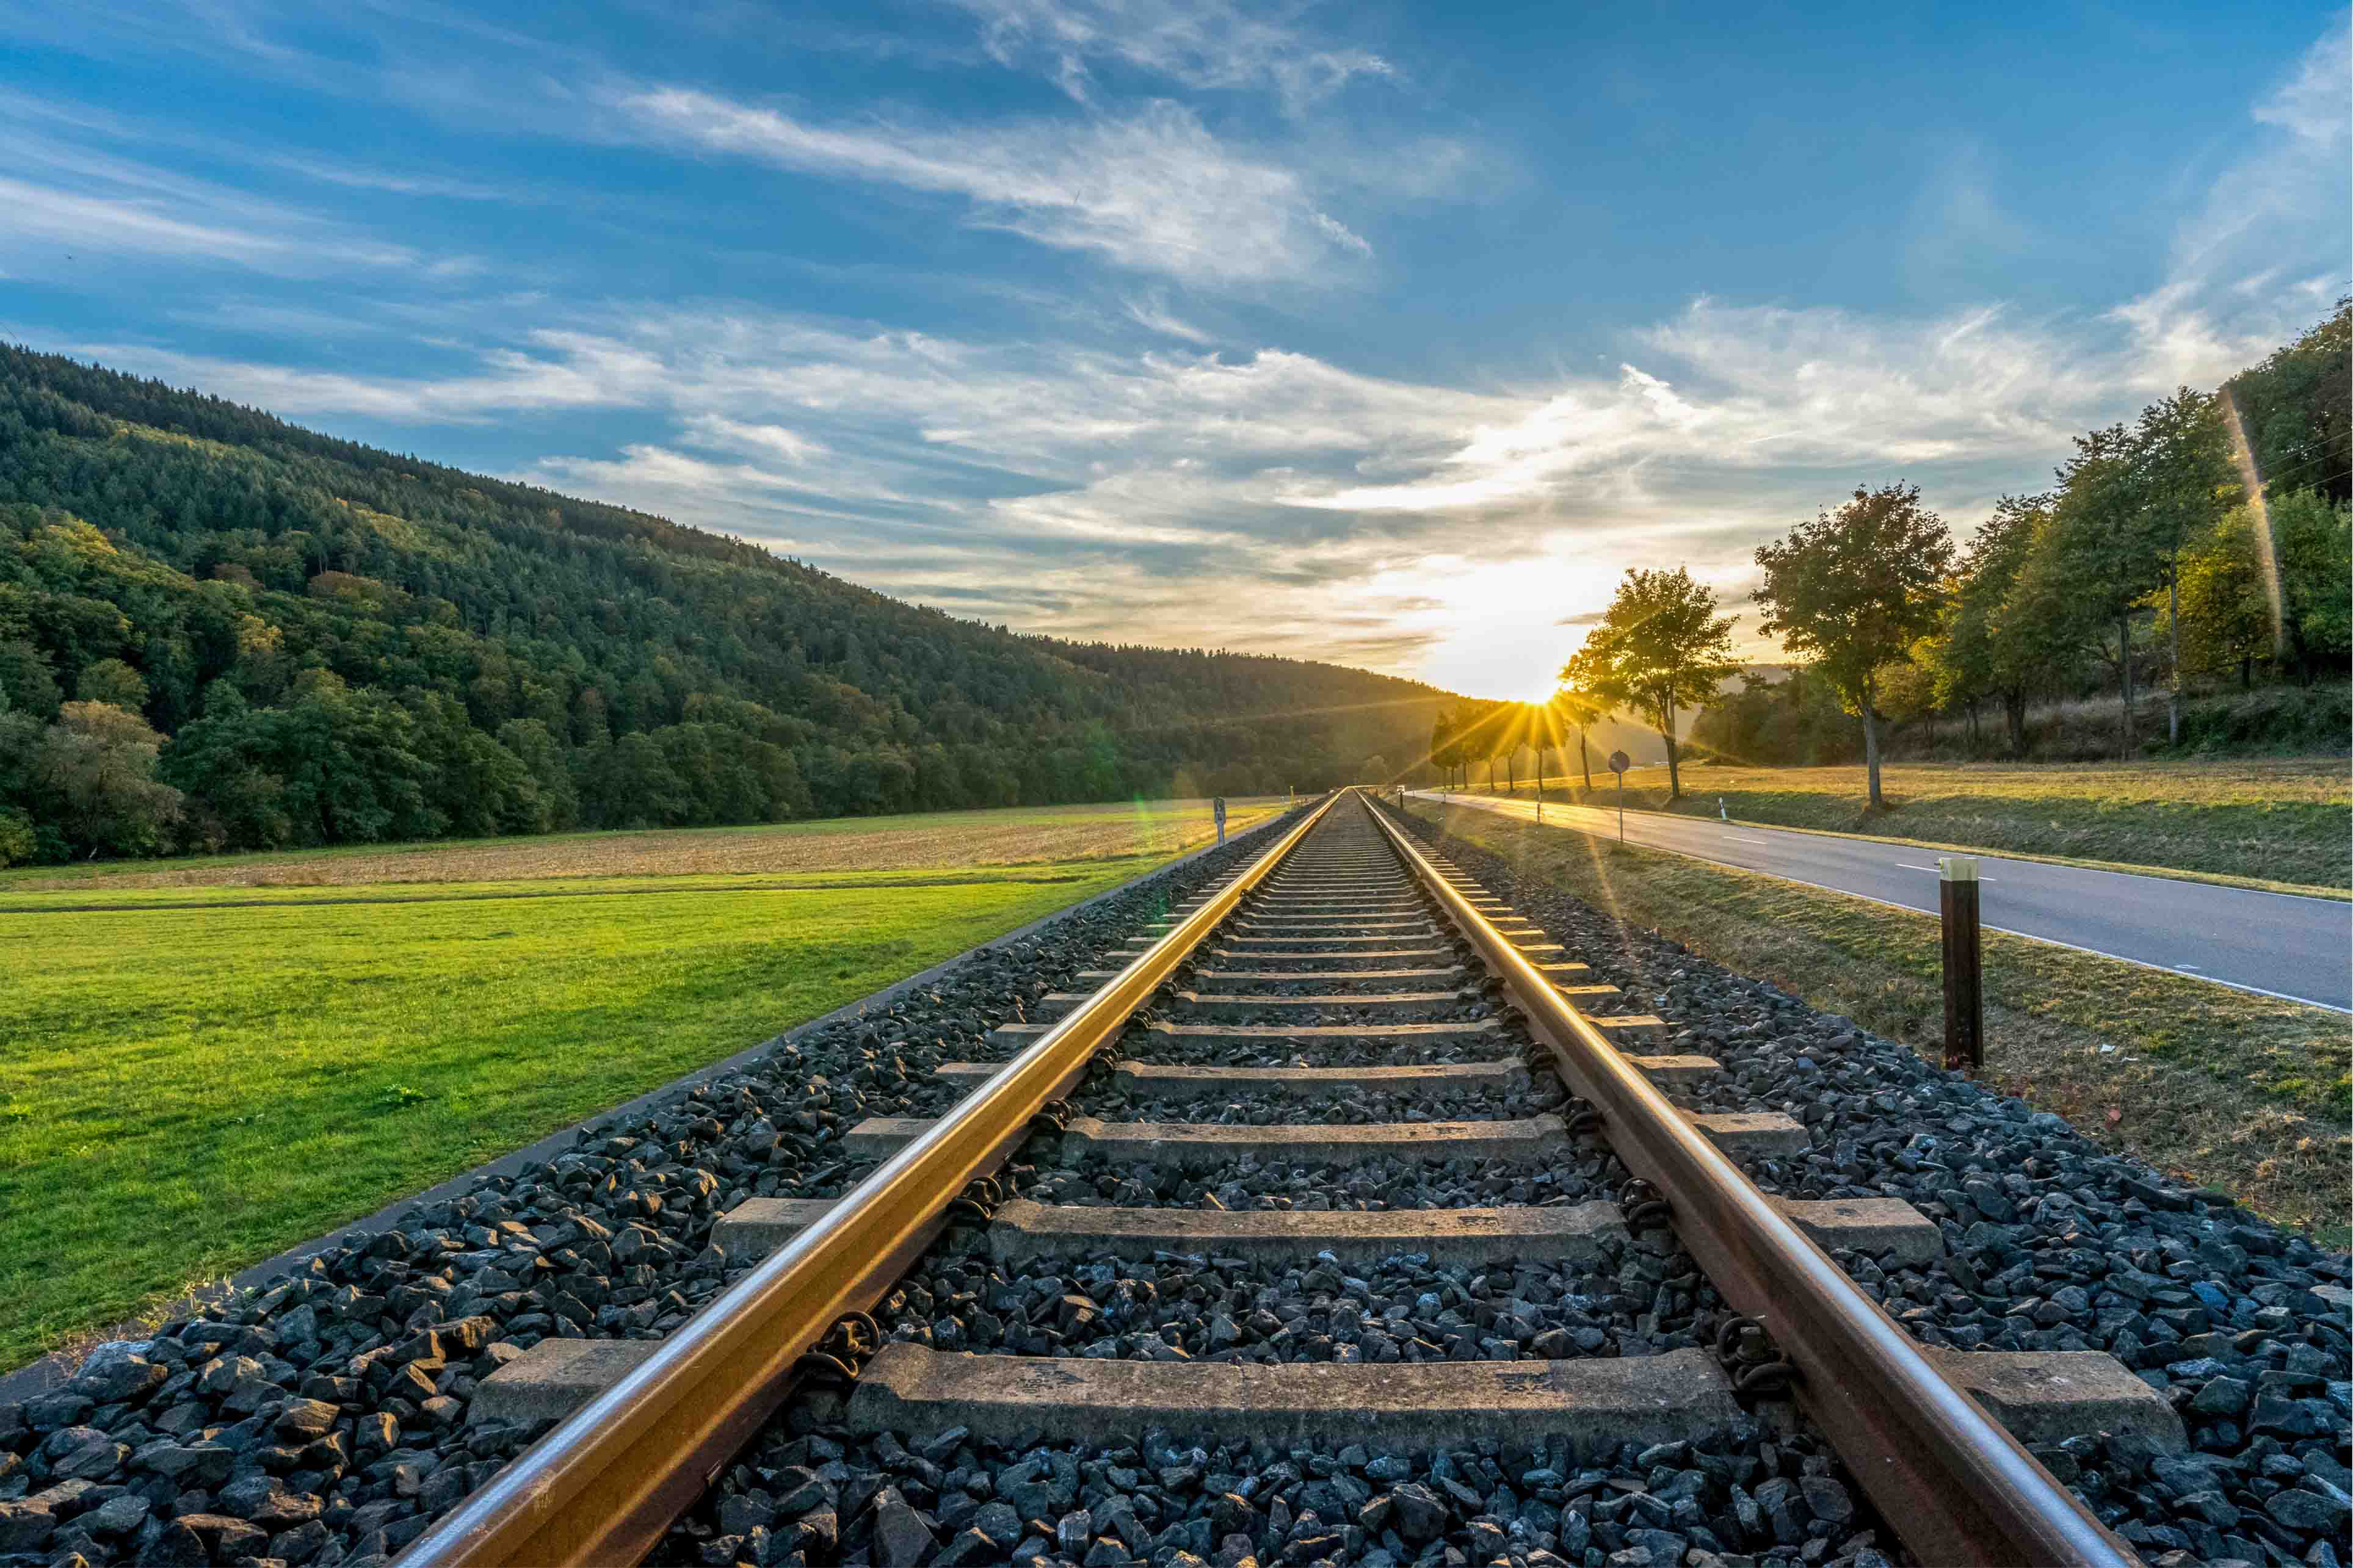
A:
[0,344,1454,862]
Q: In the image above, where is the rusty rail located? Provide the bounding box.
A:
[1366,795,2131,1568]
[401,791,1343,1568]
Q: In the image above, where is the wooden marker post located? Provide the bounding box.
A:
[1939,855,1982,1074]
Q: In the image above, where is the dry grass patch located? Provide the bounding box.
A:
[2,797,1286,892]
[1420,802,2352,1244]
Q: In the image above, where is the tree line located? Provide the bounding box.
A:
[1432,300,2350,809]
[0,347,1449,865]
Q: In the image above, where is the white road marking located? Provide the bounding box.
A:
[1725,836,1769,845]
[1897,862,1996,881]
[2175,964,2202,972]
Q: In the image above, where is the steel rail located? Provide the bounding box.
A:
[1366,792,2133,1568]
[404,790,1344,1568]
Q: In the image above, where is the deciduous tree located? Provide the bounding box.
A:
[2164,505,2274,688]
[1584,568,1738,801]
[1920,494,2047,754]
[1753,484,1952,808]
[2272,488,2353,678]
[32,701,182,856]
[1553,645,1611,790]
[2128,389,2238,742]
[75,657,148,711]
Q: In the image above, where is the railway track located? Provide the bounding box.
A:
[401,789,2182,1567]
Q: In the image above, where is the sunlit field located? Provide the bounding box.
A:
[1459,757,2349,891]
[0,800,1267,1364]
[0,795,1286,893]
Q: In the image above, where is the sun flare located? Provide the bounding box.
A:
[1372,549,1611,702]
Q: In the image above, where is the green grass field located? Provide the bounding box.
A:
[1462,756,2349,892]
[0,803,1267,1366]
[1414,800,2349,1244]
[1,795,1289,891]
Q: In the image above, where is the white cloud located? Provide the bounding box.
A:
[71,261,2311,671]
[681,414,829,464]
[0,126,462,278]
[62,335,666,421]
[2109,12,2350,388]
[1120,295,1215,343]
[946,0,1395,115]
[1291,298,2152,517]
[2252,11,2351,144]
[616,86,1369,285]
[260,154,517,202]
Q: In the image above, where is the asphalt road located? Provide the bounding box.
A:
[1408,789,2352,1013]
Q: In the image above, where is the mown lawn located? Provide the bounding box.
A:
[1415,801,2351,1245]
[1465,756,2349,892]
[0,848,1175,1365]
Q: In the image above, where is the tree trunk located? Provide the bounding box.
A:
[1578,732,1592,792]
[2117,615,2136,753]
[1507,750,1516,794]
[1860,698,1884,809]
[2240,656,2253,692]
[2167,573,2181,746]
[1967,701,1980,754]
[1659,699,1681,800]
[2004,692,2026,756]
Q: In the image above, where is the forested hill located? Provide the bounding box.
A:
[0,345,1453,862]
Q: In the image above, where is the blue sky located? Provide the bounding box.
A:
[3,1,2345,698]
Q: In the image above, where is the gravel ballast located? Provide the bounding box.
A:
[648,1401,1891,1568]
[1008,1150,1633,1216]
[863,1234,1716,1366]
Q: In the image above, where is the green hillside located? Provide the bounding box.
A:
[0,347,1452,862]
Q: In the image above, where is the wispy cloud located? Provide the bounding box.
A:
[2109,13,2351,388]
[65,280,2204,667]
[947,0,1395,115]
[0,114,471,279]
[1122,294,1215,343]
[677,415,822,464]
[0,173,430,275]
[62,334,665,420]
[259,154,518,203]
[1291,278,2330,522]
[615,85,1369,285]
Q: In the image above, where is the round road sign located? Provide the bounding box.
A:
[1607,751,1631,775]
